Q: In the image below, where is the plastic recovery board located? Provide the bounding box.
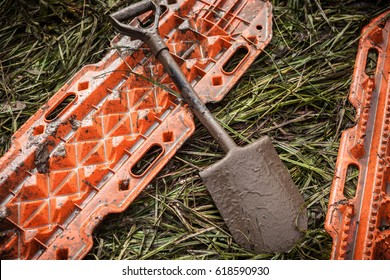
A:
[325,10,390,260]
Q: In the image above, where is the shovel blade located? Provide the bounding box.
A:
[200,136,307,253]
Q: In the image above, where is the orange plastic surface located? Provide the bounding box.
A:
[0,0,272,259]
[325,11,390,260]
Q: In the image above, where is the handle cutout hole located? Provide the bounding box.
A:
[131,145,163,176]
[365,48,378,77]
[119,179,130,191]
[56,248,69,260]
[222,47,249,74]
[160,5,168,15]
[167,0,177,4]
[45,93,76,122]
[256,25,263,31]
[343,164,359,199]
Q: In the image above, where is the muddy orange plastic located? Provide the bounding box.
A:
[0,0,272,259]
[325,10,390,260]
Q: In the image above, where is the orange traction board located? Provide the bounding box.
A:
[325,10,390,260]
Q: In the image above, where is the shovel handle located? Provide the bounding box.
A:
[109,0,162,48]
[110,0,156,22]
[109,1,237,153]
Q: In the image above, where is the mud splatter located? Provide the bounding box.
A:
[34,140,54,174]
[0,206,9,220]
[53,144,67,158]
[69,115,81,130]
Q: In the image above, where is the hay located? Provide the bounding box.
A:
[0,0,389,259]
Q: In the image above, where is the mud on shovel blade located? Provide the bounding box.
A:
[109,0,307,253]
[200,138,307,253]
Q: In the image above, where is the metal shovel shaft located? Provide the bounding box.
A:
[155,48,237,153]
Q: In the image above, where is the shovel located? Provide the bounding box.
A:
[110,0,307,253]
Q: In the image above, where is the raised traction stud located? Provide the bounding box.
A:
[0,0,272,259]
[325,10,390,260]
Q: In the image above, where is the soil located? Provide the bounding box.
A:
[34,140,54,174]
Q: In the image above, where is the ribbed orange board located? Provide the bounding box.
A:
[0,0,272,259]
[325,10,390,260]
